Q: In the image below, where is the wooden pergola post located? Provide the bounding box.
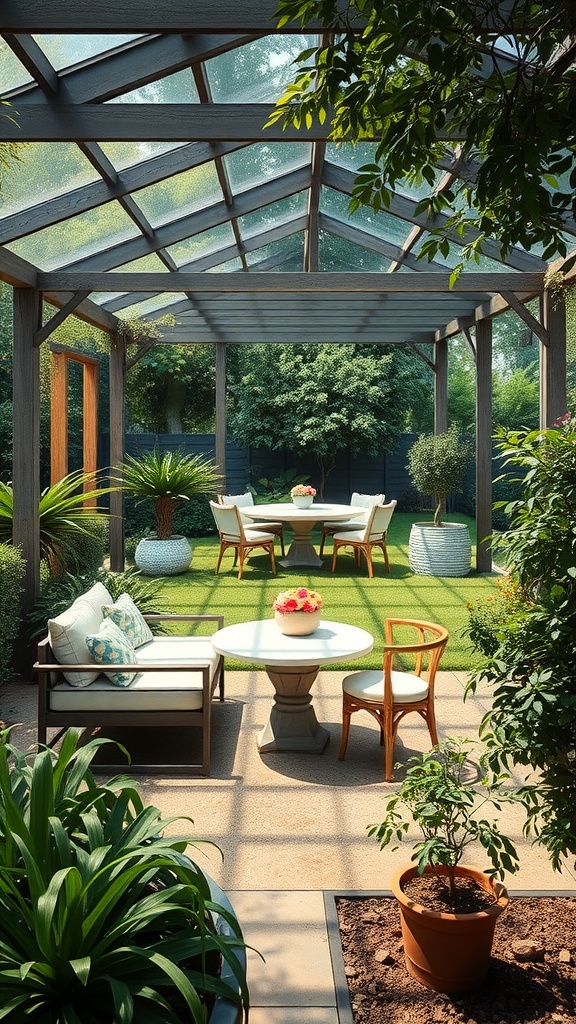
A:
[434,339,448,434]
[539,289,567,428]
[215,341,226,486]
[475,318,492,572]
[109,332,125,570]
[12,288,42,610]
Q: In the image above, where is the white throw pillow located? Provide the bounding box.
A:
[102,592,154,648]
[48,581,114,687]
[85,618,137,687]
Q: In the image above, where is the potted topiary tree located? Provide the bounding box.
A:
[0,728,249,1023]
[119,448,222,576]
[406,425,472,575]
[368,737,523,995]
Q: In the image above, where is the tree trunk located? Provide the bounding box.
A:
[164,378,187,433]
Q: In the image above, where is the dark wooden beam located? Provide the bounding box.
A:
[12,288,42,610]
[34,291,91,346]
[109,333,126,571]
[0,0,352,33]
[539,289,567,428]
[38,271,545,293]
[305,142,325,272]
[434,339,448,434]
[215,342,227,484]
[3,34,59,96]
[434,289,541,341]
[499,290,549,346]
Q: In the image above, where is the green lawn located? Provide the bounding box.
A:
[155,512,497,672]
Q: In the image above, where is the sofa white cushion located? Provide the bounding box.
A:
[48,636,219,712]
[48,581,114,687]
[86,618,138,687]
[102,592,154,648]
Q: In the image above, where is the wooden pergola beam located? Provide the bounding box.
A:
[475,318,492,572]
[34,291,92,347]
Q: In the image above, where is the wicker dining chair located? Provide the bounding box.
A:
[331,500,396,578]
[319,492,385,556]
[210,501,276,580]
[217,492,285,556]
[338,617,449,780]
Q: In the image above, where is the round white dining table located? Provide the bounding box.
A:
[246,502,365,568]
[211,618,374,753]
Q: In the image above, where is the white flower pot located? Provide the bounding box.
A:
[409,522,471,577]
[135,535,192,576]
[292,495,313,508]
[274,609,321,635]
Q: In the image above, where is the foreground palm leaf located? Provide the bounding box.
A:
[0,730,249,1023]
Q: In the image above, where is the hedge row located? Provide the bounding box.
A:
[0,545,25,685]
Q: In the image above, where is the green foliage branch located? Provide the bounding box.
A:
[270,0,576,271]
[368,738,522,907]
[0,544,25,685]
[0,728,249,1023]
[406,425,470,525]
[466,415,576,870]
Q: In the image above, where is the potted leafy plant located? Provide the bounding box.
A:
[0,727,249,1023]
[119,448,222,575]
[368,737,523,994]
[406,425,472,576]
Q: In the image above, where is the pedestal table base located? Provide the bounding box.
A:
[257,665,330,753]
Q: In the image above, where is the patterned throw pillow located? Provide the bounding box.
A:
[85,618,138,687]
[101,592,154,648]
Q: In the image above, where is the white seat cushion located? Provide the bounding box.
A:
[333,528,365,543]
[49,636,220,712]
[239,530,274,542]
[342,669,429,704]
[245,521,281,531]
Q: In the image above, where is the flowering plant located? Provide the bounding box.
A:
[273,587,323,614]
[290,484,316,497]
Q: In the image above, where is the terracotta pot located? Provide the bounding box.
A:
[274,609,321,635]
[292,495,313,508]
[390,864,509,994]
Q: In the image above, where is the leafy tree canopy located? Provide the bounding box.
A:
[271,0,576,269]
[229,343,416,494]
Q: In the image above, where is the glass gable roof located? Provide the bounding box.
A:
[0,13,565,348]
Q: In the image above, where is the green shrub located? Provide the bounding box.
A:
[59,515,109,576]
[465,576,527,659]
[27,567,169,642]
[407,426,471,526]
[0,729,249,1022]
[0,544,25,684]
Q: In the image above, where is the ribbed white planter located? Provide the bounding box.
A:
[135,535,192,576]
[409,522,471,577]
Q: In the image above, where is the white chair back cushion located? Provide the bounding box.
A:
[210,501,244,541]
[364,500,397,540]
[220,492,254,524]
[350,492,386,526]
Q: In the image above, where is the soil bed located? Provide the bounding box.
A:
[336,895,576,1024]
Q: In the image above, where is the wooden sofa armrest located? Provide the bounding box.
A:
[143,614,224,628]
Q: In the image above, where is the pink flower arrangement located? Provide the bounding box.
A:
[291,484,316,497]
[273,587,323,614]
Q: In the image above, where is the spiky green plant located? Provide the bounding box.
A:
[119,450,222,540]
[0,470,113,574]
[0,728,249,1023]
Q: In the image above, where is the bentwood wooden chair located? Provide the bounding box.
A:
[210,501,276,580]
[218,492,285,556]
[338,618,449,780]
[331,500,397,578]
[319,491,385,556]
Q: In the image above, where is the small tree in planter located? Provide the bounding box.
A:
[119,448,222,575]
[368,737,523,994]
[406,425,472,575]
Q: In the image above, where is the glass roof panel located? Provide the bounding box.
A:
[33,35,144,71]
[238,193,308,239]
[321,186,411,246]
[206,258,244,273]
[0,143,100,218]
[100,142,183,172]
[111,253,167,273]
[246,234,305,268]
[413,233,513,271]
[207,34,317,103]
[225,143,311,193]
[319,231,392,272]
[107,70,199,104]
[166,223,236,267]
[0,40,33,92]
[133,164,223,228]
[6,201,141,270]
[326,145,443,199]
[116,292,185,320]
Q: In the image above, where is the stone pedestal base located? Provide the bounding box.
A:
[257,665,330,754]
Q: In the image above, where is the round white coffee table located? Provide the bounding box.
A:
[246,503,364,568]
[211,619,374,753]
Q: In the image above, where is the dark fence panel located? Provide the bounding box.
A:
[99,432,479,513]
